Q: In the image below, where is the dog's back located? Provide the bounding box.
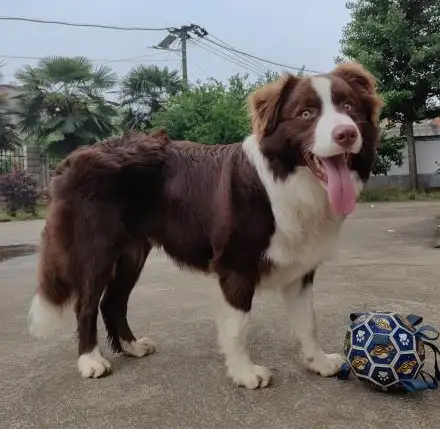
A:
[29,131,252,338]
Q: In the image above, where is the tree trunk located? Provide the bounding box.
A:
[404,120,418,191]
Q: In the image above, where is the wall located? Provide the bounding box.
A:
[367,137,440,190]
[386,139,440,176]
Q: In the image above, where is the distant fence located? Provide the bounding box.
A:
[0,148,25,174]
[0,146,62,191]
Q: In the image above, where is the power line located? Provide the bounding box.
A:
[199,39,268,75]
[190,40,266,76]
[204,35,323,74]
[0,54,179,64]
[0,16,171,31]
[196,38,268,75]
[190,40,263,76]
[207,34,271,74]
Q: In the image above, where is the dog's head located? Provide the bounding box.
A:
[249,62,383,216]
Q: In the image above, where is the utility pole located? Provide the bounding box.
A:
[155,24,208,85]
[181,33,188,84]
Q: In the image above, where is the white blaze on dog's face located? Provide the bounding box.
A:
[308,75,363,216]
[250,62,382,217]
[311,76,362,158]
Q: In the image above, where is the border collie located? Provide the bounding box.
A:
[28,62,382,389]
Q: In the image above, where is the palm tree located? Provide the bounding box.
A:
[15,56,118,156]
[0,65,20,151]
[120,65,183,132]
[0,95,19,152]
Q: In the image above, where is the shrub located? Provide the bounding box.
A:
[151,73,280,145]
[0,158,12,174]
[0,169,38,216]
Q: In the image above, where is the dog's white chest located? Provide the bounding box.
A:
[243,135,343,289]
[266,170,342,286]
[265,173,341,268]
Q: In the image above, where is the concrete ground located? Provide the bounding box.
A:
[1,202,440,429]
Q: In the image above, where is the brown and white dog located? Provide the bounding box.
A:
[28,62,382,389]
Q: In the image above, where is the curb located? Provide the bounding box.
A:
[0,244,38,262]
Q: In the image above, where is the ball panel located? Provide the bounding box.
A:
[350,313,371,330]
[348,348,372,377]
[351,324,372,348]
[392,327,415,352]
[393,352,420,380]
[370,365,398,388]
[366,334,397,365]
[367,314,396,334]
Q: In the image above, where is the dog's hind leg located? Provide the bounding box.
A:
[74,204,122,378]
[76,277,112,378]
[100,242,156,358]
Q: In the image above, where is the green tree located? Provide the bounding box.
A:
[15,56,118,156]
[0,94,19,152]
[372,134,405,176]
[151,73,279,145]
[120,65,183,132]
[339,0,440,190]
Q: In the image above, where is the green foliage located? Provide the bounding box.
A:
[120,65,183,132]
[0,158,12,174]
[340,0,440,123]
[0,169,38,216]
[372,134,405,176]
[0,67,20,151]
[15,56,118,155]
[0,101,19,151]
[339,0,440,187]
[152,73,279,145]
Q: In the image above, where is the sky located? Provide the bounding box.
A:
[0,0,351,85]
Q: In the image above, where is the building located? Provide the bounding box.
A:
[368,118,440,190]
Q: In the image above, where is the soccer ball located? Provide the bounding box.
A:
[342,311,428,391]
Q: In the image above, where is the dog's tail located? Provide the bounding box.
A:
[28,228,73,339]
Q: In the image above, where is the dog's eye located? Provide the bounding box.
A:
[300,110,312,119]
[344,102,352,111]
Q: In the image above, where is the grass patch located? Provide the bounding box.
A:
[359,189,440,202]
[0,204,48,222]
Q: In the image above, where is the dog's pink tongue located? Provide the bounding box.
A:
[321,155,356,216]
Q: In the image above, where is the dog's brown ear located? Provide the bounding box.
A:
[333,62,376,94]
[249,74,299,138]
[332,62,384,124]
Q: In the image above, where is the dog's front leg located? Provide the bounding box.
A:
[217,272,272,389]
[281,270,344,377]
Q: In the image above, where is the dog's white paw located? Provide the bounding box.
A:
[122,337,156,357]
[228,364,272,389]
[305,353,345,377]
[77,347,111,378]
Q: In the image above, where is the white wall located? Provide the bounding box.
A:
[387,139,440,176]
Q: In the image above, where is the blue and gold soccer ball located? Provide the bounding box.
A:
[340,311,440,392]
